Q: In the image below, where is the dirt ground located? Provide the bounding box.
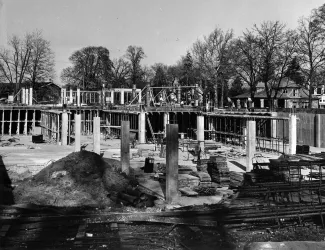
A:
[3,135,325,248]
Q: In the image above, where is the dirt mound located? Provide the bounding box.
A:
[13,151,130,207]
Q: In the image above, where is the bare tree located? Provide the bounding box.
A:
[125,45,146,87]
[0,31,55,96]
[110,58,130,88]
[26,30,55,87]
[0,34,33,94]
[191,28,233,108]
[253,21,296,108]
[233,32,260,103]
[296,16,325,108]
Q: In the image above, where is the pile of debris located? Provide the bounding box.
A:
[13,151,137,207]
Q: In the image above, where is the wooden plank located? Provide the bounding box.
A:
[0,224,11,237]
[179,187,198,197]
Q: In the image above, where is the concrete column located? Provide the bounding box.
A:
[25,88,29,105]
[246,120,256,172]
[271,112,277,138]
[138,112,146,143]
[62,88,66,105]
[74,114,81,152]
[316,114,321,148]
[61,111,68,146]
[69,89,73,105]
[177,86,181,104]
[77,88,81,107]
[29,87,33,105]
[163,112,169,136]
[93,116,101,155]
[132,84,136,100]
[21,87,25,104]
[197,115,205,153]
[146,84,150,107]
[121,120,130,175]
[260,99,264,108]
[61,88,64,104]
[120,90,125,105]
[138,90,142,104]
[111,90,114,104]
[289,114,297,155]
[166,124,179,204]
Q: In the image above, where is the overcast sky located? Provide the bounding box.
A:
[4,0,325,83]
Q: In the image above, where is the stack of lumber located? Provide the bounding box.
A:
[193,186,217,196]
[229,171,244,188]
[190,171,212,187]
[196,159,210,172]
[207,157,230,187]
[178,174,200,189]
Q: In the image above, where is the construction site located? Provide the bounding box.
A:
[1,85,325,249]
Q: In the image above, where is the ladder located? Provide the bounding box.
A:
[147,117,156,145]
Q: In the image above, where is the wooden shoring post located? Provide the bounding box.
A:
[33,109,36,133]
[57,113,60,145]
[166,124,179,204]
[68,112,71,145]
[17,109,20,135]
[1,110,3,136]
[121,120,130,175]
[9,109,12,136]
[24,110,28,135]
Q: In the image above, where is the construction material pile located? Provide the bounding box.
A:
[13,151,131,207]
[207,157,230,187]
[229,171,244,188]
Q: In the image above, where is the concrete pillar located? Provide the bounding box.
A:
[132,84,136,100]
[138,90,142,104]
[177,86,181,104]
[121,120,130,175]
[197,115,205,153]
[61,88,64,104]
[120,90,125,105]
[93,116,100,155]
[111,90,114,104]
[316,114,321,148]
[271,112,277,138]
[146,84,150,107]
[74,114,81,152]
[29,87,33,105]
[77,88,81,107]
[25,88,29,105]
[62,88,66,105]
[69,89,73,105]
[289,114,297,155]
[21,87,25,105]
[61,111,68,146]
[246,120,256,172]
[138,112,146,143]
[163,112,169,136]
[260,99,264,108]
[166,124,179,204]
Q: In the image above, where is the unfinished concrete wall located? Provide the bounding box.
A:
[277,111,325,148]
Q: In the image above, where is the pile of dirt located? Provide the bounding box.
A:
[13,151,130,207]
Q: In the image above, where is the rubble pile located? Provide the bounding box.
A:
[13,151,134,207]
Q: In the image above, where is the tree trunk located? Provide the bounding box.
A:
[308,87,313,109]
[220,81,224,108]
[214,84,218,108]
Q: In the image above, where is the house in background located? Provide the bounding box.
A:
[232,78,319,109]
